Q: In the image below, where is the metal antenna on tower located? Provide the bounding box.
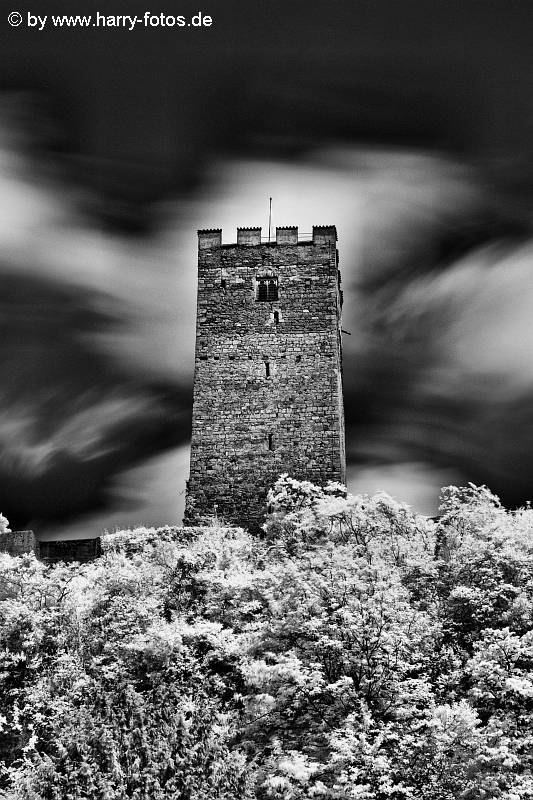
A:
[268,197,272,242]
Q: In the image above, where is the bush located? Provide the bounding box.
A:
[1,482,533,798]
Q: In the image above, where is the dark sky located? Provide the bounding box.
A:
[3,0,533,219]
[2,1,533,533]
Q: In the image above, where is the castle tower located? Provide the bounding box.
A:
[184,225,346,531]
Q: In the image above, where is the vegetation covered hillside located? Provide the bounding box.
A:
[0,478,533,799]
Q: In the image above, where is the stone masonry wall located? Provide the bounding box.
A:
[101,526,240,555]
[185,225,346,532]
[38,538,101,564]
[0,533,102,563]
[0,529,231,563]
[0,530,36,557]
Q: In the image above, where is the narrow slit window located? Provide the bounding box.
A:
[265,362,270,377]
[220,279,226,289]
[274,311,280,324]
[256,276,278,301]
[268,434,274,450]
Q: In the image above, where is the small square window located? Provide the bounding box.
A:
[256,276,278,302]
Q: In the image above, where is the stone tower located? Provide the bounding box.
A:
[184,225,345,531]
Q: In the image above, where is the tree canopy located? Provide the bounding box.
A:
[0,478,532,799]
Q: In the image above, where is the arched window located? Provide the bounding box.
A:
[256,277,278,301]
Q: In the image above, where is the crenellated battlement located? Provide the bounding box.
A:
[312,225,338,244]
[275,226,298,244]
[197,225,338,249]
[237,227,261,246]
[197,229,222,250]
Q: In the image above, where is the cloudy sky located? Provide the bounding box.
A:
[2,1,533,536]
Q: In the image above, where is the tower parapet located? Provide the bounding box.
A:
[197,229,222,250]
[237,227,261,246]
[312,225,337,245]
[185,223,345,531]
[276,226,298,245]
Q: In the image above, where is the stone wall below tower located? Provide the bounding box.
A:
[0,532,101,563]
[0,530,36,557]
[39,538,101,564]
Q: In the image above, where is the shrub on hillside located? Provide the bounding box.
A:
[0,483,532,798]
